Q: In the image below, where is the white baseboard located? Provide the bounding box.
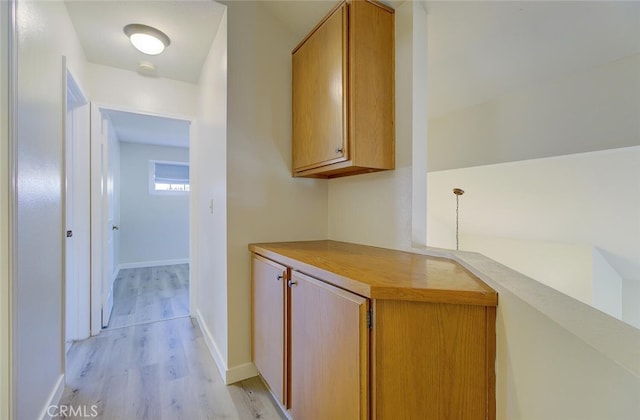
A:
[194,309,228,383]
[193,309,258,385]
[118,258,190,270]
[39,374,64,420]
[227,362,258,384]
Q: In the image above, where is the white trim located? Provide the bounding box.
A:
[61,55,68,379]
[1,0,16,417]
[102,266,116,328]
[194,309,227,382]
[188,122,196,340]
[37,374,64,420]
[226,362,258,385]
[65,70,86,109]
[118,258,189,270]
[63,59,91,367]
[194,309,258,385]
[89,103,103,336]
[90,101,192,126]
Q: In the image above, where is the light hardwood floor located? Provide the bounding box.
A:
[58,264,285,419]
[107,264,190,329]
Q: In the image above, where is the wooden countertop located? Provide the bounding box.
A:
[249,240,497,306]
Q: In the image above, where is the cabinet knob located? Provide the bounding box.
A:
[335,147,344,154]
[277,275,284,281]
[288,280,298,287]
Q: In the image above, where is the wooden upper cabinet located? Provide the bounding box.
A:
[292,0,395,178]
[292,3,348,172]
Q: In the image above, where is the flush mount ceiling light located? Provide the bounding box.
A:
[123,23,170,55]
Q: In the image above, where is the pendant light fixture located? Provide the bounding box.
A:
[124,24,171,55]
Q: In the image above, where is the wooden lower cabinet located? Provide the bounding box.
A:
[251,255,288,406]
[250,249,496,420]
[289,271,369,420]
[372,300,496,420]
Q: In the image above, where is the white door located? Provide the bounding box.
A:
[103,119,117,327]
[90,104,118,332]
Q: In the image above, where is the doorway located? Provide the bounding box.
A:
[90,106,191,333]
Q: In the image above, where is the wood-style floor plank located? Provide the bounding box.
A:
[58,317,285,419]
[58,263,285,419]
[107,264,190,329]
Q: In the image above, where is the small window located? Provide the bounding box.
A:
[149,160,190,194]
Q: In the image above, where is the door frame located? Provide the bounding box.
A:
[89,103,194,335]
[63,62,90,347]
[1,0,16,416]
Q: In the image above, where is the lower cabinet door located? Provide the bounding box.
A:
[252,255,287,405]
[289,271,369,420]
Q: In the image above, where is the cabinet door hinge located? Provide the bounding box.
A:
[367,308,373,330]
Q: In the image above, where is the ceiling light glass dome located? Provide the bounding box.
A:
[124,24,170,55]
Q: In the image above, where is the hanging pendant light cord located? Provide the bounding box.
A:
[453,188,464,251]
[456,194,460,250]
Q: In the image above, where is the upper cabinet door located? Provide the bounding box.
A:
[292,3,348,173]
[292,0,395,179]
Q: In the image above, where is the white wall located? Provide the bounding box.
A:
[14,0,87,418]
[328,1,427,251]
[592,248,623,319]
[623,278,640,330]
[85,63,197,119]
[493,273,640,419]
[440,249,640,420]
[427,147,640,328]
[425,31,640,413]
[224,1,328,380]
[462,235,595,305]
[460,235,627,322]
[192,5,229,378]
[428,53,640,171]
[0,0,11,417]
[119,142,189,266]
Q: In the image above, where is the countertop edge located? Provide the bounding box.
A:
[249,242,498,307]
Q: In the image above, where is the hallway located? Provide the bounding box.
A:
[57,263,284,419]
[106,264,190,329]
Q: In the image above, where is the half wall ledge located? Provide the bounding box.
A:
[412,245,640,378]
